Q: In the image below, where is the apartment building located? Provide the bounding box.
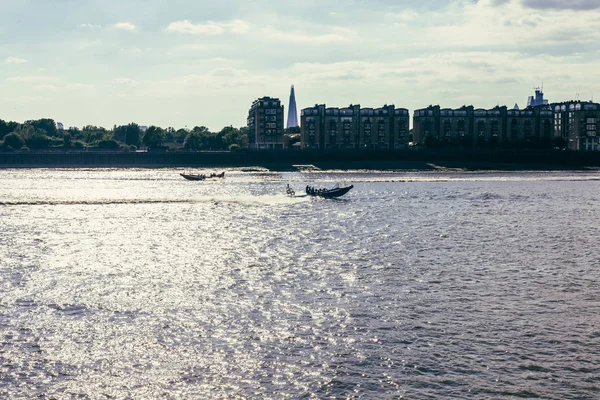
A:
[414,104,555,148]
[553,101,600,151]
[301,104,409,150]
[247,96,285,149]
[300,104,325,149]
[439,106,473,146]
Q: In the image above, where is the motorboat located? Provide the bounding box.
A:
[180,171,225,181]
[180,173,206,181]
[207,172,225,179]
[286,183,354,199]
[306,184,354,199]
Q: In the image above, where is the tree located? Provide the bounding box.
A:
[26,131,52,148]
[63,132,72,148]
[97,139,120,149]
[125,123,141,146]
[24,118,58,137]
[188,126,221,149]
[0,119,19,140]
[2,132,25,149]
[164,127,176,142]
[174,128,188,143]
[113,123,141,145]
[113,125,126,142]
[219,126,244,149]
[183,131,203,150]
[142,126,166,148]
[81,125,109,144]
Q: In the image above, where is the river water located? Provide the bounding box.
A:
[1,168,599,399]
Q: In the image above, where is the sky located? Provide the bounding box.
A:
[1,0,599,131]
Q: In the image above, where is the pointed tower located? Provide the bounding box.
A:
[286,85,299,128]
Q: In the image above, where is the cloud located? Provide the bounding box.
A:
[143,68,268,96]
[208,67,246,77]
[421,0,600,49]
[114,22,137,31]
[166,20,249,35]
[260,26,351,44]
[10,96,48,103]
[35,84,59,91]
[113,78,138,86]
[521,0,600,10]
[66,83,95,90]
[7,75,58,83]
[119,47,143,55]
[78,23,101,29]
[5,56,27,64]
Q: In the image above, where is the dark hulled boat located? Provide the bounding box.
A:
[180,173,206,181]
[180,172,225,181]
[288,184,353,198]
[307,184,354,198]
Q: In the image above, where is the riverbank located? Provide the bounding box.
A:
[1,149,600,171]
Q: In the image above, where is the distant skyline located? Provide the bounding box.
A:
[1,0,599,131]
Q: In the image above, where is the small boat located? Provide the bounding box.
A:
[307,184,354,199]
[180,171,225,181]
[287,183,354,199]
[180,173,206,181]
[207,171,225,179]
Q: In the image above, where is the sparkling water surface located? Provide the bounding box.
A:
[1,168,600,399]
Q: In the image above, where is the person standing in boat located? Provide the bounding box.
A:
[286,184,295,196]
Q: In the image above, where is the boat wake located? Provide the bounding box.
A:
[190,195,310,206]
[0,199,195,206]
[0,195,310,207]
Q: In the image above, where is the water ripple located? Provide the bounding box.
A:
[0,169,599,398]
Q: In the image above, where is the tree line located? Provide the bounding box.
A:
[0,118,250,152]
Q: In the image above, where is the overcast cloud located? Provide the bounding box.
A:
[521,0,600,10]
[0,0,598,130]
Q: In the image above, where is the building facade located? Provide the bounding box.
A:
[300,104,325,149]
[553,101,600,151]
[294,87,600,151]
[300,104,409,150]
[414,103,562,149]
[247,96,285,149]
